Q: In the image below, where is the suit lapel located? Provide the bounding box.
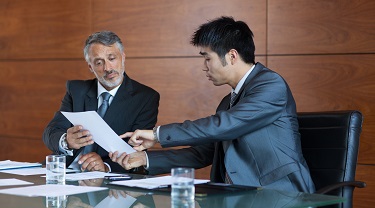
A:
[231,62,264,106]
[84,81,98,112]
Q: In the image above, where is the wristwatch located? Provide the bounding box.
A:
[153,126,159,143]
[60,134,72,151]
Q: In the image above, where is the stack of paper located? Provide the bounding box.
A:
[0,160,41,170]
[110,175,209,189]
[0,184,107,197]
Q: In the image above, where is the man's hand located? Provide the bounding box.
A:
[78,178,104,187]
[109,151,147,170]
[79,152,108,172]
[66,196,92,208]
[123,130,156,151]
[108,189,128,199]
[66,125,94,149]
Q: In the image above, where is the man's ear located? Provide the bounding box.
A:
[228,49,238,64]
[88,64,94,73]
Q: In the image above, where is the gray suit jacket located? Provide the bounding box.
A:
[43,73,159,172]
[148,63,315,193]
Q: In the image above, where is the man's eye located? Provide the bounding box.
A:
[109,57,116,61]
[95,61,103,66]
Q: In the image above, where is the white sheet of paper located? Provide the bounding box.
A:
[0,160,41,170]
[61,111,135,155]
[1,167,77,176]
[0,184,107,197]
[0,178,33,186]
[65,171,122,181]
[110,175,209,189]
[0,167,45,175]
[95,194,136,208]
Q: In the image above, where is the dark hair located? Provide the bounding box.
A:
[191,16,255,64]
[83,31,124,63]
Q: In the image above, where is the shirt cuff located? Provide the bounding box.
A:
[144,151,150,170]
[156,126,160,142]
[104,162,111,173]
[59,133,73,156]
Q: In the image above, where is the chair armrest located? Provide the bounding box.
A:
[315,181,366,194]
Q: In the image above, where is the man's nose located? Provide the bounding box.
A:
[104,62,111,71]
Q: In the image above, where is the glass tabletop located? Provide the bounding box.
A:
[0,172,345,208]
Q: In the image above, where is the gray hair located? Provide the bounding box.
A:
[83,31,124,63]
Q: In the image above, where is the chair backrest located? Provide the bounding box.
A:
[298,110,363,206]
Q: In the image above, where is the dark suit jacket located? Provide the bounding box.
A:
[147,62,315,193]
[43,73,159,172]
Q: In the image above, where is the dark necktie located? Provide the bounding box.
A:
[230,92,237,108]
[97,92,111,118]
[82,92,111,155]
[224,92,237,184]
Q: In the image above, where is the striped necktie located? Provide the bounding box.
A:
[82,92,111,155]
[230,92,237,108]
[224,92,237,184]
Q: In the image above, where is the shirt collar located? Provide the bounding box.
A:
[232,64,256,94]
[97,81,121,99]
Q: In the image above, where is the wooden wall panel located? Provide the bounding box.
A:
[353,165,375,207]
[91,0,267,57]
[268,55,375,163]
[268,55,375,114]
[0,0,91,59]
[360,115,375,164]
[0,136,50,162]
[267,0,375,54]
[0,60,92,141]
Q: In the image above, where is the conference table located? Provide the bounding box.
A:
[0,171,345,208]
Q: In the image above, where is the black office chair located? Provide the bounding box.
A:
[298,110,366,208]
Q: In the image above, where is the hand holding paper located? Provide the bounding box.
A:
[61,111,136,155]
[126,130,157,151]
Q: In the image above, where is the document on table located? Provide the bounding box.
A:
[1,167,77,176]
[95,194,136,208]
[0,184,107,197]
[65,171,122,181]
[61,111,136,155]
[0,160,41,170]
[0,178,33,186]
[110,175,210,189]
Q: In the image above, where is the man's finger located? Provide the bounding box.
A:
[117,152,128,164]
[133,146,146,151]
[67,125,82,134]
[120,132,133,139]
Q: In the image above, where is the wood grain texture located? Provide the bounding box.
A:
[268,54,375,163]
[0,136,50,162]
[0,60,92,139]
[268,0,375,54]
[0,0,91,59]
[353,165,375,207]
[91,0,267,57]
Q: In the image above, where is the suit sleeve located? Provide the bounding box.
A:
[159,72,289,147]
[147,143,215,175]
